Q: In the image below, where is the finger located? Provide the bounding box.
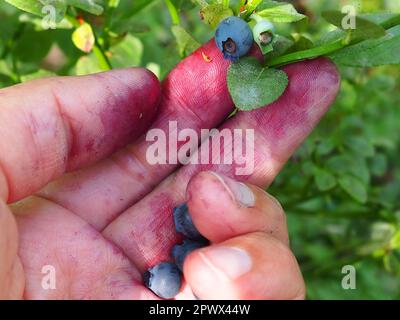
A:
[38,41,263,230]
[184,232,305,299]
[186,171,288,245]
[0,68,160,202]
[103,58,340,271]
[0,200,25,299]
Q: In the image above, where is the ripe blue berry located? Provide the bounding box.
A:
[173,203,206,241]
[172,239,209,271]
[143,262,182,299]
[215,16,254,62]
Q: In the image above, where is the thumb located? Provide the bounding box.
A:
[183,171,304,299]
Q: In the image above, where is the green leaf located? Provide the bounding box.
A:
[72,22,95,53]
[171,25,200,58]
[67,0,104,15]
[14,28,53,62]
[75,53,103,76]
[200,3,233,28]
[121,0,158,17]
[227,57,288,111]
[5,0,67,23]
[315,139,335,156]
[264,35,294,59]
[322,10,386,41]
[19,13,73,30]
[325,154,370,185]
[109,34,143,68]
[329,26,400,67]
[287,33,314,53]
[20,69,56,82]
[360,13,400,28]
[370,154,387,177]
[344,136,375,157]
[314,168,336,191]
[5,0,43,16]
[338,174,368,204]
[256,1,306,23]
[0,60,13,78]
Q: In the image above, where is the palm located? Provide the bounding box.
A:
[14,199,156,299]
[1,41,339,300]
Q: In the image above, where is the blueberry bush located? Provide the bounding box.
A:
[0,0,399,299]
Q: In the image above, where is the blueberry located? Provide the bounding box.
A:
[173,203,206,241]
[143,262,182,299]
[172,239,209,271]
[253,20,275,47]
[215,16,254,62]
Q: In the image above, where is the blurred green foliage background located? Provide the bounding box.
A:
[0,0,399,299]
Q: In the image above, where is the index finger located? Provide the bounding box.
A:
[0,68,161,202]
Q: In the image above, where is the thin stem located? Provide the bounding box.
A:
[165,0,180,25]
[266,40,345,67]
[250,13,263,23]
[222,0,230,9]
[11,53,20,83]
[101,1,118,50]
[264,14,400,69]
[93,45,112,70]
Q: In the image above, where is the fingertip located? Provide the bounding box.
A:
[281,57,341,108]
[184,233,305,300]
[65,67,162,170]
[186,171,234,209]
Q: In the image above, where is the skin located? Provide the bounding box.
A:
[0,40,340,300]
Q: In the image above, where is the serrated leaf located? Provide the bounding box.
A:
[322,10,386,41]
[72,22,95,53]
[338,174,368,204]
[256,1,306,23]
[330,26,400,67]
[314,168,337,191]
[171,25,200,58]
[227,57,288,111]
[200,3,233,28]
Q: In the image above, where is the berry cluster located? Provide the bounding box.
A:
[215,16,275,62]
[143,203,209,299]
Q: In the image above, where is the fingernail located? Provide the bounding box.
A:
[209,172,255,207]
[199,246,252,281]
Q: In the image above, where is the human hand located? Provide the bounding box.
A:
[0,40,340,299]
